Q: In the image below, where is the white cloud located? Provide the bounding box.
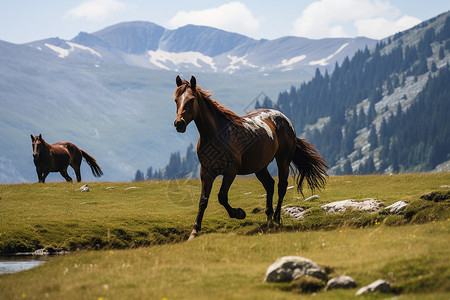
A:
[292,0,421,39]
[355,15,421,39]
[167,2,260,36]
[65,0,126,21]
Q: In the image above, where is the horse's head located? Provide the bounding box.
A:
[174,75,199,133]
[30,134,44,160]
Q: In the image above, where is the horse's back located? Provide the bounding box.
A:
[51,142,82,162]
[242,109,296,140]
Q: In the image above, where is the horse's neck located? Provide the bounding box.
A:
[194,97,224,140]
[40,141,52,157]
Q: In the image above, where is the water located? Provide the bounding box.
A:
[0,256,48,275]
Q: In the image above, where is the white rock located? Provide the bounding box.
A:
[384,201,409,214]
[282,206,308,220]
[325,275,356,290]
[321,199,381,214]
[356,279,391,296]
[305,195,320,201]
[79,184,89,192]
[264,256,327,283]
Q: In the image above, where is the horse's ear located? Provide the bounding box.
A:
[31,134,34,141]
[39,134,42,139]
[190,76,196,90]
[176,75,182,87]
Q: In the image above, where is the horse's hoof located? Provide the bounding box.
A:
[188,230,198,241]
[235,208,246,219]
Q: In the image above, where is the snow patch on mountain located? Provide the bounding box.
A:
[309,43,349,66]
[224,55,258,73]
[147,49,217,71]
[45,42,102,59]
[278,55,307,70]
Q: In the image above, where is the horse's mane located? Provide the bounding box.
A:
[176,82,243,126]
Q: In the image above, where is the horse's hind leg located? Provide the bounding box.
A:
[60,168,73,182]
[274,159,290,224]
[218,171,246,220]
[72,164,81,182]
[71,150,82,182]
[255,167,275,223]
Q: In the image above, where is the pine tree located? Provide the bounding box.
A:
[343,160,353,175]
[134,170,144,181]
[369,125,378,151]
[439,46,445,59]
[146,167,153,180]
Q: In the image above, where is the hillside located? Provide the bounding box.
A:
[1,174,449,299]
[287,11,450,175]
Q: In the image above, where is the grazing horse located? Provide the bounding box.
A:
[31,134,103,183]
[173,76,328,239]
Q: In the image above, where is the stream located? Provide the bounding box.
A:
[0,256,49,275]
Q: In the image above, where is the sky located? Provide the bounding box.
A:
[0,0,449,44]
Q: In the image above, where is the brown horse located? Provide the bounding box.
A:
[173,76,328,239]
[31,134,103,183]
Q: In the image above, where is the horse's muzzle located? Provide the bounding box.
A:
[174,119,186,133]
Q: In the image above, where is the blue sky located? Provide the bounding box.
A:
[1,0,449,44]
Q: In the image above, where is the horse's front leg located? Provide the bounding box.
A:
[41,171,50,183]
[218,171,246,220]
[189,169,214,240]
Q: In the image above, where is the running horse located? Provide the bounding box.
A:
[173,76,328,239]
[30,134,103,183]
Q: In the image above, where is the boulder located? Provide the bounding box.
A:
[325,275,356,290]
[321,199,382,214]
[384,201,408,214]
[355,279,391,296]
[264,256,327,283]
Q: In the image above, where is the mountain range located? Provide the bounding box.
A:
[26,21,376,74]
[0,20,378,183]
[2,11,449,184]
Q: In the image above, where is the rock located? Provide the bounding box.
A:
[420,191,450,202]
[355,279,391,296]
[124,186,138,190]
[264,256,327,283]
[384,201,409,214]
[321,199,382,214]
[305,195,320,201]
[282,206,308,220]
[325,275,356,291]
[79,184,89,192]
[251,207,263,214]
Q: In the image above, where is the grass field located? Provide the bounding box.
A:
[0,173,449,299]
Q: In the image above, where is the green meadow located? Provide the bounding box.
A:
[0,173,449,299]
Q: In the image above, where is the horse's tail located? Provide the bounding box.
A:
[81,150,103,177]
[291,138,328,197]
